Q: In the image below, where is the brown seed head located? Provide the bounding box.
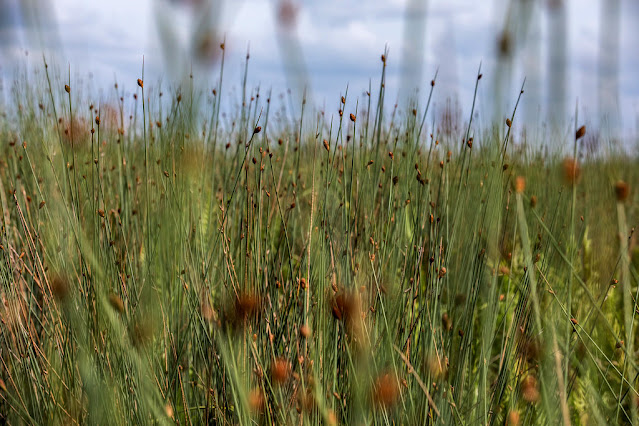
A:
[506,118,512,128]
[137,78,143,88]
[615,180,629,202]
[349,113,356,122]
[438,266,447,279]
[50,275,70,301]
[253,126,262,134]
[561,158,580,185]
[507,410,520,426]
[575,125,586,140]
[300,324,311,338]
[271,358,290,384]
[64,84,70,93]
[515,176,525,194]
[530,195,537,208]
[372,373,399,408]
[442,312,452,331]
[521,375,540,403]
[323,139,330,152]
[248,388,265,413]
[109,294,124,314]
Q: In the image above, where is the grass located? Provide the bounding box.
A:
[0,51,638,425]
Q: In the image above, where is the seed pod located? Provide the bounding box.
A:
[506,118,512,128]
[64,84,70,93]
[349,113,356,122]
[253,126,262,134]
[137,79,143,88]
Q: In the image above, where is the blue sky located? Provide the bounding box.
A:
[1,0,638,137]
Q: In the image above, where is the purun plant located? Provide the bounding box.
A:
[0,51,637,425]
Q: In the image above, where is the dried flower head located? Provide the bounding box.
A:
[137,79,144,88]
[64,84,70,93]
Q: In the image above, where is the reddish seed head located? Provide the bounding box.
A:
[300,324,311,338]
[248,388,265,413]
[253,126,262,134]
[615,180,629,202]
[137,78,143,88]
[507,410,520,426]
[521,375,540,403]
[515,176,526,194]
[562,158,580,185]
[372,373,399,408]
[349,113,356,122]
[271,358,290,384]
[506,118,512,128]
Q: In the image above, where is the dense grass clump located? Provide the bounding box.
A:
[0,55,638,425]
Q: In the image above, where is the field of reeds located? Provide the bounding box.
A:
[0,53,638,425]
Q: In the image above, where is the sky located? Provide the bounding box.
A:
[1,0,638,138]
